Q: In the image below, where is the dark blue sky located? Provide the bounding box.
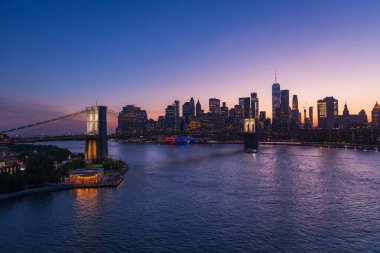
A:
[1,0,380,128]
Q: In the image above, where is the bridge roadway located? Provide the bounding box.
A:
[8,135,116,143]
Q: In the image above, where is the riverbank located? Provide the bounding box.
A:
[0,166,128,202]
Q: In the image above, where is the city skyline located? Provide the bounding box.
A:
[1,0,380,128]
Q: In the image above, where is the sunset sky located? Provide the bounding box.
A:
[1,0,380,130]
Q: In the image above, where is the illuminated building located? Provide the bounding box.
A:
[291,95,300,124]
[274,90,290,133]
[251,92,259,119]
[317,97,338,130]
[372,102,380,128]
[187,120,201,131]
[239,97,251,118]
[272,81,281,122]
[209,98,221,114]
[117,105,146,134]
[69,168,104,184]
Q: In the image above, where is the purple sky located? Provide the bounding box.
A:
[1,0,380,132]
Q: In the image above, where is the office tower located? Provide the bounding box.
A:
[317,97,338,130]
[251,92,259,119]
[209,98,221,114]
[183,97,195,122]
[272,81,281,120]
[165,100,180,131]
[182,102,193,122]
[117,105,144,135]
[259,111,266,120]
[157,116,165,130]
[190,97,195,117]
[274,90,290,133]
[239,97,251,118]
[221,102,229,118]
[291,95,300,124]
[372,102,380,128]
[292,95,298,111]
[136,110,148,132]
[234,104,244,124]
[165,105,176,130]
[309,106,313,127]
[304,107,307,123]
[196,99,202,118]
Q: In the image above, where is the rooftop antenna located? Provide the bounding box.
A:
[275,70,277,83]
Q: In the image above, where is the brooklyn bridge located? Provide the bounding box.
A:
[0,106,119,160]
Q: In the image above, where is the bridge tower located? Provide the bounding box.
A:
[85,106,108,160]
[243,118,258,153]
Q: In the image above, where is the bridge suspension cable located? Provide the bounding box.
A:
[0,110,87,134]
[107,109,119,117]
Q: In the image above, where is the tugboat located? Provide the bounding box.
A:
[243,117,258,153]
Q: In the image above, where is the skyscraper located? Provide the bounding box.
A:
[251,92,259,119]
[272,82,281,121]
[117,105,144,135]
[291,95,300,124]
[182,97,195,122]
[182,102,193,122]
[275,90,290,133]
[189,97,195,117]
[209,98,221,114]
[221,102,229,118]
[317,97,338,130]
[309,106,313,127]
[196,99,202,118]
[372,102,380,128]
[165,100,180,131]
[239,97,251,118]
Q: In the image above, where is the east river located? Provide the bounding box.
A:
[1,142,380,252]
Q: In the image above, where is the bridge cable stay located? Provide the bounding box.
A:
[0,110,87,134]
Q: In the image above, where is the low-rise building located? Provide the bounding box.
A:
[69,168,104,184]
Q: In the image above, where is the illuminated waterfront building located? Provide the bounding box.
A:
[317,97,338,130]
[69,168,104,184]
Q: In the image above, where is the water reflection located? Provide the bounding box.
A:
[1,143,380,252]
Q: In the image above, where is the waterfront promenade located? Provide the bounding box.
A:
[0,166,128,202]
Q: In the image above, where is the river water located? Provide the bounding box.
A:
[1,142,380,252]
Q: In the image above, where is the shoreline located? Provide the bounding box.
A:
[0,166,128,203]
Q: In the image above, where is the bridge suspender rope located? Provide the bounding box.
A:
[0,110,87,134]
